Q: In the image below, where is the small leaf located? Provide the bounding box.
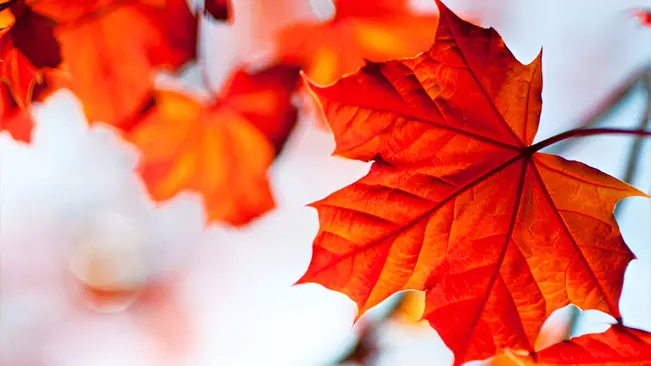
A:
[129,64,300,226]
[277,0,438,85]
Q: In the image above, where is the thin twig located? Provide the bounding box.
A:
[614,74,651,216]
[334,293,407,365]
[547,66,650,155]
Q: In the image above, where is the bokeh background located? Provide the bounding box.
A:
[1,0,650,365]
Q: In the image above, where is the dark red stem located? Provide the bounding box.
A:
[528,128,651,154]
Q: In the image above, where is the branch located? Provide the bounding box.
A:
[529,127,651,153]
[614,74,651,216]
[333,293,408,365]
[546,66,650,154]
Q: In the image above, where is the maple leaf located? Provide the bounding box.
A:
[46,0,197,127]
[204,0,229,21]
[128,64,300,226]
[297,1,648,364]
[220,64,301,155]
[492,324,651,365]
[276,0,438,86]
[535,324,651,365]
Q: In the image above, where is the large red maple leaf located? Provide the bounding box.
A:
[128,64,300,226]
[297,1,649,364]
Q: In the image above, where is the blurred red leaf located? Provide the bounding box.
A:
[204,0,229,21]
[298,1,647,364]
[26,0,162,22]
[52,0,197,127]
[0,82,32,141]
[0,1,61,141]
[220,64,301,154]
[277,0,438,85]
[634,9,651,26]
[128,64,300,226]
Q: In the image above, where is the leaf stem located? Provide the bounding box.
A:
[528,128,651,154]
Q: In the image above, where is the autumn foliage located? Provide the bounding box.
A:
[128,64,300,225]
[493,324,651,365]
[1,0,650,364]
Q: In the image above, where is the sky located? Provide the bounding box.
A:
[1,0,650,365]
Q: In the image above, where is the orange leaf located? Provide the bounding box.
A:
[26,0,165,22]
[54,0,197,126]
[129,64,300,226]
[277,0,438,85]
[298,1,647,364]
[220,64,301,154]
[26,0,129,22]
[535,324,651,365]
[492,324,651,365]
[0,82,32,142]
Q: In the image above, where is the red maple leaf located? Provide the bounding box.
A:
[493,324,651,365]
[297,1,648,364]
[128,64,300,226]
[535,324,651,365]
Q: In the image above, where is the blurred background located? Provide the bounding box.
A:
[1,0,650,365]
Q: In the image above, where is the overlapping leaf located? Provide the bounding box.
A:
[50,0,198,127]
[0,1,60,106]
[492,324,651,365]
[277,0,438,85]
[129,65,300,226]
[1,0,206,140]
[298,1,648,364]
[0,0,61,141]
